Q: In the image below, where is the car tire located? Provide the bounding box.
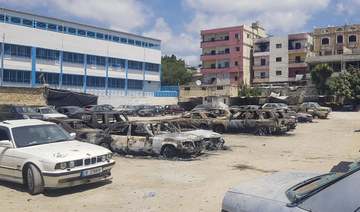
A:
[199,123,209,130]
[150,112,154,117]
[162,145,178,158]
[214,125,225,134]
[257,126,269,136]
[26,164,44,195]
[99,139,114,151]
[313,115,319,119]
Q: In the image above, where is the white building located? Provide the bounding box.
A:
[0,8,161,97]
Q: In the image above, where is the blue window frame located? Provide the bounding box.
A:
[108,78,125,88]
[36,22,46,29]
[58,26,67,32]
[63,52,84,64]
[4,43,31,58]
[128,60,143,70]
[120,38,127,43]
[67,27,76,34]
[87,55,105,66]
[62,74,84,86]
[145,63,159,72]
[87,76,105,87]
[96,33,104,39]
[36,48,59,60]
[128,39,135,45]
[36,72,60,85]
[87,31,95,37]
[135,41,142,46]
[22,19,33,27]
[77,29,85,36]
[108,58,125,68]
[10,16,21,24]
[112,36,120,42]
[127,79,143,90]
[47,24,57,31]
[3,69,31,83]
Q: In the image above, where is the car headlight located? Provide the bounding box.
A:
[68,161,75,168]
[59,162,67,170]
[106,153,112,160]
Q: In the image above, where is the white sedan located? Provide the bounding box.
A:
[0,119,115,194]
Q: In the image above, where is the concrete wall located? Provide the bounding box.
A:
[0,87,46,105]
[98,95,178,107]
[269,35,289,82]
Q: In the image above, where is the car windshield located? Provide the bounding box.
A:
[12,124,73,148]
[15,106,37,113]
[313,103,321,107]
[285,161,360,205]
[68,107,86,113]
[40,108,58,114]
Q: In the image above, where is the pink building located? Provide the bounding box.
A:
[200,23,266,85]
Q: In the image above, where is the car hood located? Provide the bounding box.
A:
[20,140,110,162]
[183,129,221,139]
[43,113,68,119]
[155,132,201,142]
[227,171,320,203]
[316,106,331,111]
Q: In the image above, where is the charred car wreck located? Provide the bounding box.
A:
[105,121,205,158]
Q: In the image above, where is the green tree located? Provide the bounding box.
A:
[310,64,334,94]
[329,66,360,102]
[161,55,193,86]
[238,82,262,96]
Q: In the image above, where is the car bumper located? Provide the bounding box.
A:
[42,161,115,188]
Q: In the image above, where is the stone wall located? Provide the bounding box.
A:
[0,87,47,105]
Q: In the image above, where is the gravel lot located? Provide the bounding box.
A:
[1,112,360,212]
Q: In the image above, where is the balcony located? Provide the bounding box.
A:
[201,39,231,48]
[288,59,307,68]
[201,37,229,43]
[179,84,239,99]
[254,50,270,57]
[288,47,308,54]
[201,52,230,61]
[254,61,269,66]
[252,77,269,83]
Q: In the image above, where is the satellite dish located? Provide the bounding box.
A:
[196,80,201,86]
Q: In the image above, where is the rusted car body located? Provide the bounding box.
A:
[105,121,205,158]
[162,120,225,150]
[87,111,128,130]
[274,109,297,130]
[212,109,288,135]
[175,111,219,129]
[291,102,331,119]
[49,119,107,146]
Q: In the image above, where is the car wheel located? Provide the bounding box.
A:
[162,145,178,158]
[172,111,175,115]
[199,123,209,130]
[257,126,269,136]
[162,112,165,116]
[26,164,44,195]
[214,125,225,134]
[313,115,319,119]
[150,112,154,117]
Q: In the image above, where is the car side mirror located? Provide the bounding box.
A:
[0,140,13,148]
[69,133,76,139]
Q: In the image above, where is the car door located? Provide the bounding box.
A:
[228,112,246,131]
[0,127,15,178]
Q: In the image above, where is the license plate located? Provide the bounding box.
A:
[82,167,102,177]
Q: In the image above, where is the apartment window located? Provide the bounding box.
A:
[235,47,240,52]
[3,69,31,83]
[235,33,239,38]
[260,72,266,78]
[225,62,229,68]
[87,55,105,66]
[322,38,329,45]
[295,56,301,62]
[235,61,238,66]
[349,35,357,42]
[225,48,230,54]
[225,36,229,40]
[36,48,59,60]
[276,71,282,75]
[87,76,105,87]
[108,78,125,88]
[63,52,84,64]
[211,64,216,69]
[295,43,301,49]
[4,44,31,58]
[261,59,266,65]
[62,74,84,86]
[128,79,143,90]
[337,35,343,43]
[235,76,238,81]
[217,86,223,90]
[276,43,282,48]
[276,57,282,62]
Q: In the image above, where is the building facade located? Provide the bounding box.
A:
[0,8,161,97]
[306,24,360,74]
[253,33,313,84]
[200,24,266,86]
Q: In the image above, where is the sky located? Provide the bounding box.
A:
[0,0,359,66]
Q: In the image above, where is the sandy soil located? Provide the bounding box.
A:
[0,112,360,212]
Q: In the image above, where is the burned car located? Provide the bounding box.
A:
[57,106,91,121]
[49,118,108,147]
[175,111,219,130]
[212,109,288,135]
[222,160,360,212]
[87,111,129,130]
[274,109,297,130]
[291,102,331,119]
[159,120,225,150]
[105,121,205,158]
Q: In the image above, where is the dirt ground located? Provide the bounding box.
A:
[1,112,360,212]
